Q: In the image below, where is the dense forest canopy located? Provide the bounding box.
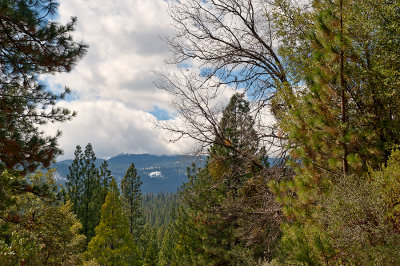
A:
[1,0,400,265]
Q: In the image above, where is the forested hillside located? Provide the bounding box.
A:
[53,153,204,193]
[1,0,400,265]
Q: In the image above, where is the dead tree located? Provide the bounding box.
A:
[156,0,313,162]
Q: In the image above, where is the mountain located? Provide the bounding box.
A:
[52,154,205,193]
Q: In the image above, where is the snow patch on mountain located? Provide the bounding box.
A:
[149,171,164,179]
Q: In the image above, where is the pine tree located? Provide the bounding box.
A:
[66,144,111,245]
[98,160,113,205]
[121,163,144,244]
[66,145,84,214]
[0,0,87,173]
[142,225,159,266]
[173,94,267,264]
[158,222,176,265]
[273,0,400,263]
[86,178,140,265]
[208,93,265,192]
[80,143,101,244]
[273,0,357,262]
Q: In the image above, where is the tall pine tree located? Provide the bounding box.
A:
[0,0,87,173]
[98,160,113,205]
[173,94,269,264]
[80,143,101,244]
[66,145,84,214]
[66,143,102,244]
[273,0,400,263]
[121,163,145,244]
[86,177,140,265]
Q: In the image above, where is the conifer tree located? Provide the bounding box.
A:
[142,225,159,266]
[121,163,144,244]
[98,160,113,204]
[208,93,265,192]
[158,223,176,265]
[272,0,358,263]
[66,145,84,214]
[173,94,268,264]
[80,143,101,243]
[86,178,140,265]
[273,0,400,263]
[0,0,87,173]
[66,144,111,244]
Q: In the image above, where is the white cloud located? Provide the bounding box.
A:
[43,0,186,159]
[50,0,174,110]
[42,0,275,160]
[46,100,189,160]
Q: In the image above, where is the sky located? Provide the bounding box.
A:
[42,0,199,160]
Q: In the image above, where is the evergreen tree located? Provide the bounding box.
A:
[66,144,112,244]
[98,160,113,205]
[0,1,86,240]
[273,1,360,262]
[121,163,144,244]
[80,143,101,244]
[66,145,84,214]
[0,170,86,265]
[142,225,159,266]
[142,192,179,227]
[158,222,177,265]
[208,93,265,193]
[86,178,140,265]
[0,0,87,173]
[173,94,269,264]
[273,0,400,263]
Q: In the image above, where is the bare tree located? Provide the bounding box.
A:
[166,0,289,90]
[155,1,317,260]
[155,0,310,162]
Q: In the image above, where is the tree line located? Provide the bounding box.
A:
[66,144,184,264]
[2,0,400,265]
[1,140,179,264]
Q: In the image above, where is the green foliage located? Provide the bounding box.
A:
[274,0,400,263]
[175,167,262,265]
[99,160,113,204]
[86,177,141,265]
[140,224,160,266]
[121,163,145,244]
[140,193,180,265]
[158,222,177,265]
[371,149,400,232]
[0,170,86,265]
[0,0,87,173]
[66,145,84,214]
[312,149,400,264]
[81,143,102,243]
[142,192,179,227]
[67,143,108,244]
[170,94,276,264]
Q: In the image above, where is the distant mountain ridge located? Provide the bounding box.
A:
[53,154,205,193]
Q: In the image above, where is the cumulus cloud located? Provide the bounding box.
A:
[42,0,272,160]
[42,0,189,160]
[45,100,191,159]
[49,0,174,109]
